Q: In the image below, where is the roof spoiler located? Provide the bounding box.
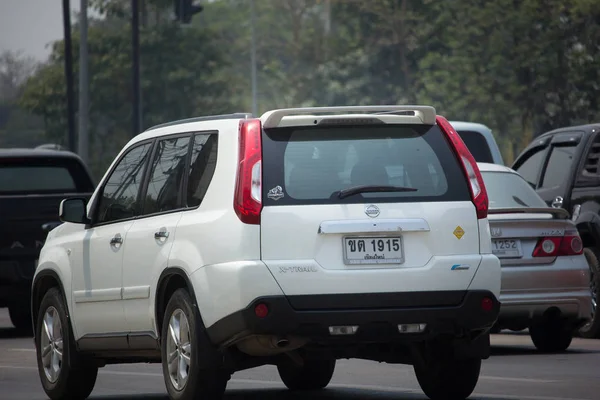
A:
[487,207,570,220]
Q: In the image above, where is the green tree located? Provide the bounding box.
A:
[415,0,600,163]
[19,14,235,178]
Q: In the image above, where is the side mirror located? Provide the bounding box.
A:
[59,198,90,224]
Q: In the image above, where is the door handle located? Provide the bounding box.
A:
[110,234,123,245]
[154,230,170,239]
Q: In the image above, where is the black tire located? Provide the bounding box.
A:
[530,321,573,352]
[161,288,229,400]
[579,248,600,338]
[35,287,98,400]
[9,305,33,334]
[414,357,481,400]
[277,357,336,391]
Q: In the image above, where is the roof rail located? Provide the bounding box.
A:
[144,113,253,132]
[261,105,436,129]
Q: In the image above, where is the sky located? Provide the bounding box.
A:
[0,0,84,61]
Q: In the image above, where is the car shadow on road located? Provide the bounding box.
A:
[90,387,528,400]
[491,345,600,356]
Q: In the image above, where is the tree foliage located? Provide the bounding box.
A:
[12,0,600,174]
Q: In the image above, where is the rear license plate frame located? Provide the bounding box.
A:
[491,238,523,258]
[342,235,405,265]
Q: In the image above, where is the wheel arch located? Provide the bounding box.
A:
[155,267,202,339]
[31,269,70,340]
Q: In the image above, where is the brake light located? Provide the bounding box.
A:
[532,231,584,257]
[233,118,263,224]
[436,116,488,219]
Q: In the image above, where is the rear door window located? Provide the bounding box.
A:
[0,158,94,195]
[262,124,471,206]
[456,130,494,163]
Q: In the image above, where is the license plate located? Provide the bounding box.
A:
[343,236,404,265]
[492,239,523,258]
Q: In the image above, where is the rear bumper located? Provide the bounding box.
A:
[499,289,592,323]
[498,255,592,324]
[205,290,500,347]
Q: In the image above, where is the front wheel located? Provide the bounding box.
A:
[277,357,336,391]
[414,356,481,400]
[161,288,229,400]
[35,288,98,400]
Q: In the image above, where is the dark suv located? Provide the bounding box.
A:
[0,148,94,331]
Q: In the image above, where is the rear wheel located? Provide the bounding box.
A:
[161,288,229,400]
[579,248,600,338]
[530,321,573,352]
[277,357,336,391]
[414,356,481,400]
[35,288,98,400]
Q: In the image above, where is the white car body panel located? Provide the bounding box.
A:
[261,202,486,296]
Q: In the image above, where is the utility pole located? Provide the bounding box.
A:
[131,0,141,137]
[250,0,258,116]
[78,0,89,164]
[61,0,76,152]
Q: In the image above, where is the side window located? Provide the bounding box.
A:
[540,145,577,189]
[186,133,218,207]
[514,148,547,187]
[96,142,152,224]
[142,136,191,215]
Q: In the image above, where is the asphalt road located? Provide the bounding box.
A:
[1,309,599,400]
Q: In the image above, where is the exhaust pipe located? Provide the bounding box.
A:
[275,338,290,348]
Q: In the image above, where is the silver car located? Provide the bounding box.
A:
[478,162,592,352]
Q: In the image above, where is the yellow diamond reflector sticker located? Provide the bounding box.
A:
[453,226,465,240]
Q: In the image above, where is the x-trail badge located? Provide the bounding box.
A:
[365,204,380,218]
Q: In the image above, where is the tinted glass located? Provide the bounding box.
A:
[0,158,93,194]
[187,134,218,207]
[514,148,547,186]
[457,130,494,163]
[541,145,577,189]
[96,143,152,224]
[143,136,190,215]
[481,171,547,209]
[262,124,471,206]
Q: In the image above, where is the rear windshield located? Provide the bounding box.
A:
[0,157,94,195]
[457,130,494,163]
[481,171,547,209]
[261,124,471,206]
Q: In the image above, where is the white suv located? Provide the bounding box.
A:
[32,106,501,400]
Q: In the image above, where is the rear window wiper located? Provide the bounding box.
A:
[337,185,418,199]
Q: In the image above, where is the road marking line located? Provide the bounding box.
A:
[8,348,36,352]
[0,365,591,400]
[0,365,35,370]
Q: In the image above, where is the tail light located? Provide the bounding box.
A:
[532,230,583,257]
[233,118,263,224]
[436,116,488,219]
